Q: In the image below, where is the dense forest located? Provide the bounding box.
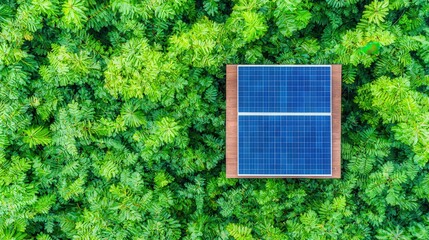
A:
[1,0,429,239]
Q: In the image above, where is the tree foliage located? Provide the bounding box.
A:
[0,0,429,238]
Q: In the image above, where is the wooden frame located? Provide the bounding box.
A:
[226,64,342,178]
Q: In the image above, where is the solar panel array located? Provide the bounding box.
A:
[238,66,331,113]
[237,66,332,176]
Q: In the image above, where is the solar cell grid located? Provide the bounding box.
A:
[238,66,331,113]
[238,116,331,175]
[237,65,332,176]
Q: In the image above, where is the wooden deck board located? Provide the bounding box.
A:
[226,65,341,178]
[226,65,238,178]
[331,65,342,178]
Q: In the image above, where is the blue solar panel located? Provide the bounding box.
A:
[238,116,331,175]
[238,66,331,113]
[236,65,332,176]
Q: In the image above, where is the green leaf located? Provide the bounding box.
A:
[154,172,172,188]
[120,102,146,128]
[227,223,253,240]
[204,86,218,103]
[376,226,410,240]
[154,117,181,144]
[0,227,27,240]
[23,126,52,148]
[99,159,119,180]
[362,0,389,25]
[242,11,267,42]
[62,0,88,29]
[0,5,14,25]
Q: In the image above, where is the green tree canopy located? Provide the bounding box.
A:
[0,0,429,239]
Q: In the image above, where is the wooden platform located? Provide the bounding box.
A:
[226,65,342,178]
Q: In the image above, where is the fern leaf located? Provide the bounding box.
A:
[362,0,389,25]
[227,223,253,240]
[23,126,52,148]
[61,0,88,29]
[204,85,217,103]
[154,117,181,144]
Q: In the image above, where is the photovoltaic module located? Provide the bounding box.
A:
[237,65,332,176]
